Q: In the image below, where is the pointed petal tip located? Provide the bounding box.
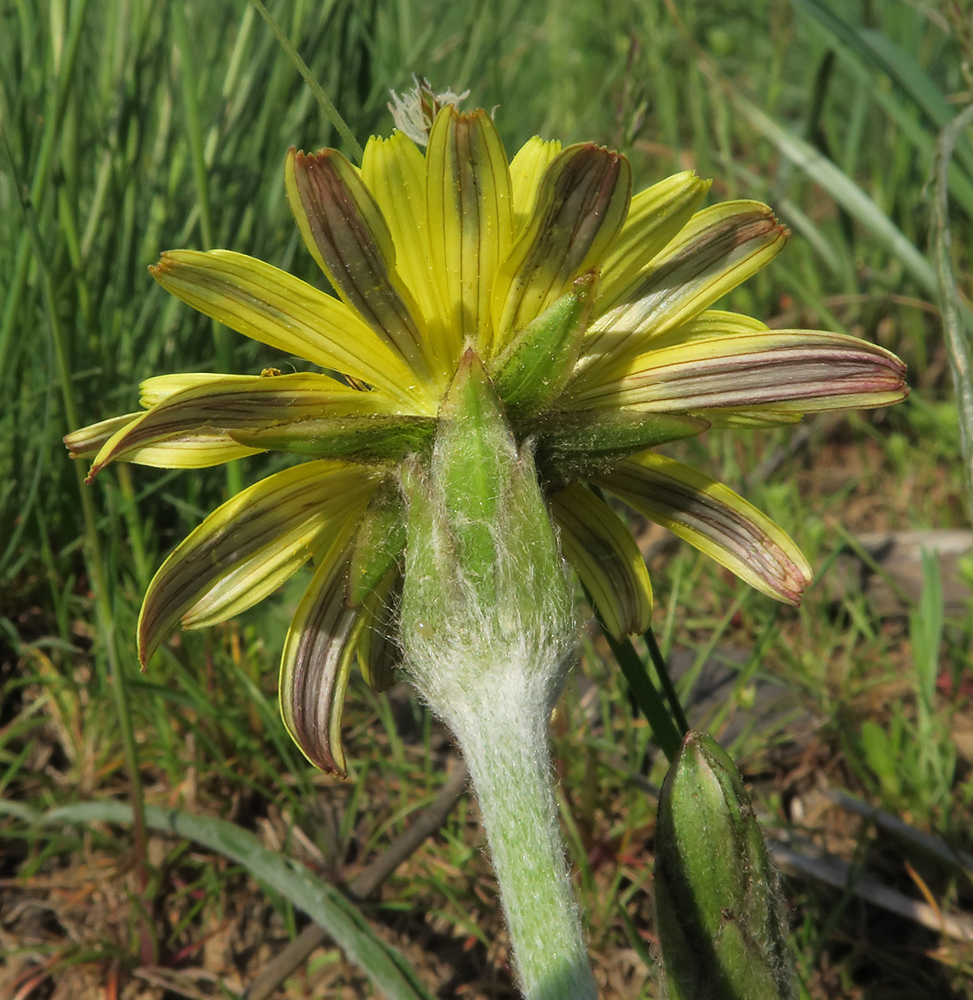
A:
[291,146,335,167]
[438,104,491,126]
[573,268,598,292]
[780,579,807,606]
[148,253,179,283]
[316,751,347,777]
[287,704,350,777]
[776,553,812,606]
[136,622,152,670]
[292,737,346,776]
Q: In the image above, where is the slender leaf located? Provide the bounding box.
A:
[1,800,434,1000]
[733,94,938,295]
[933,103,973,524]
[787,0,973,178]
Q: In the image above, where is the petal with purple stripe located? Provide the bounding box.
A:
[595,453,811,605]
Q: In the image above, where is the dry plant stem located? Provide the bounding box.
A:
[770,842,973,943]
[245,758,470,1000]
[933,102,973,526]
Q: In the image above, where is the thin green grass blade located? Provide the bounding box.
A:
[787,0,973,179]
[933,103,973,525]
[0,0,91,373]
[2,121,151,894]
[249,0,364,161]
[733,93,938,296]
[171,2,241,496]
[4,800,436,1000]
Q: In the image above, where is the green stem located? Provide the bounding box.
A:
[644,626,689,738]
[591,604,682,763]
[172,3,242,498]
[249,0,364,161]
[403,604,597,998]
[399,361,596,997]
[433,667,596,1000]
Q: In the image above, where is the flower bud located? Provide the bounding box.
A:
[654,732,796,1000]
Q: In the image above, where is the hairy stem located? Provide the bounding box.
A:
[440,663,596,1000]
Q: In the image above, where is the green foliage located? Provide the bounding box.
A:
[2,799,436,1000]
[853,551,957,822]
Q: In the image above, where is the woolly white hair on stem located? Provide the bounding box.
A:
[398,355,596,1000]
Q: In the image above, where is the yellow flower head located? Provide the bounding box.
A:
[66,97,907,773]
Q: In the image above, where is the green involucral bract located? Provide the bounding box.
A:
[347,478,407,607]
[490,271,595,420]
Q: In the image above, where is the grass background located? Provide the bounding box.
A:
[2,0,972,996]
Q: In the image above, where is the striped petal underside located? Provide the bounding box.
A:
[581,202,788,376]
[65,413,141,459]
[107,437,264,469]
[361,132,451,376]
[138,461,380,665]
[595,170,711,311]
[425,106,514,354]
[151,250,427,410]
[550,483,652,638]
[87,373,399,476]
[631,309,769,352]
[278,533,363,775]
[492,143,632,351]
[286,147,434,386]
[567,331,909,413]
[139,372,242,407]
[594,453,811,605]
[65,410,264,469]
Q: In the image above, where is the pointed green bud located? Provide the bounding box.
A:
[428,351,519,606]
[347,479,406,606]
[229,414,436,462]
[532,410,709,479]
[655,732,797,1000]
[491,271,596,420]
